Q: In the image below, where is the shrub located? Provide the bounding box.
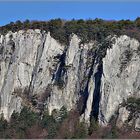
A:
[127,97,140,111]
[41,107,68,138]
[0,114,8,130]
[41,110,58,138]
[59,106,68,121]
[102,126,119,139]
[73,121,88,139]
[88,117,99,135]
[19,107,39,129]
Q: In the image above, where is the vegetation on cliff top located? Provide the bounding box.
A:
[0,18,140,45]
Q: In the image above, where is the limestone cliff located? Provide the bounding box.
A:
[0,29,140,130]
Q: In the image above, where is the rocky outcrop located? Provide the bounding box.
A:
[0,29,46,119]
[0,29,140,130]
[0,30,97,119]
[116,107,130,128]
[135,115,140,131]
[99,35,140,125]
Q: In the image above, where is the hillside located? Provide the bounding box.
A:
[0,19,140,138]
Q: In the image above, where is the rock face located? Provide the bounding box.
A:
[98,35,140,125]
[0,30,97,119]
[135,115,140,131]
[116,107,130,128]
[0,29,140,129]
[0,29,46,119]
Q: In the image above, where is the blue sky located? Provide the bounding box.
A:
[0,1,140,26]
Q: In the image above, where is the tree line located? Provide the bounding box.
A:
[0,18,140,45]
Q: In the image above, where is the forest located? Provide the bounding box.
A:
[0,18,140,45]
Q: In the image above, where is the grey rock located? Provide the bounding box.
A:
[135,115,140,131]
[0,29,140,129]
[116,107,130,128]
[99,35,140,125]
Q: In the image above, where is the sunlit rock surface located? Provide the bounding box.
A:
[0,29,140,129]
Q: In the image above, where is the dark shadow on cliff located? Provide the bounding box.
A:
[91,62,103,121]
